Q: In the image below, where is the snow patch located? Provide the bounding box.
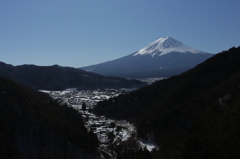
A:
[139,140,159,152]
[134,37,206,57]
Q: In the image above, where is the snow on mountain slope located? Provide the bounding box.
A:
[133,37,206,57]
[81,37,213,78]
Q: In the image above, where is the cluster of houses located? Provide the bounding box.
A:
[41,89,132,144]
[41,89,125,109]
[81,110,114,144]
[41,88,158,155]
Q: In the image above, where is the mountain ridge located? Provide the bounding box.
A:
[93,46,240,158]
[0,62,146,90]
[81,37,213,78]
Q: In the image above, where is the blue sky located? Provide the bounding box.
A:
[1,0,240,67]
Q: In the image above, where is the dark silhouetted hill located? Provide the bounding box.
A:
[0,63,146,90]
[0,77,99,159]
[93,46,240,159]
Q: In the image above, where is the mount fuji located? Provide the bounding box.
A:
[81,37,214,78]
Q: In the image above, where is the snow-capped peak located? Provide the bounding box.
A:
[133,37,206,57]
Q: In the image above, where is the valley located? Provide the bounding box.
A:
[1,1,239,158]
[41,89,158,159]
[0,46,239,158]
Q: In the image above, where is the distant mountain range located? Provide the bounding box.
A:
[0,62,146,90]
[81,37,214,78]
[93,46,240,158]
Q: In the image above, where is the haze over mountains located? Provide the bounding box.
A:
[81,37,213,78]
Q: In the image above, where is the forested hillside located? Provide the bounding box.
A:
[94,46,240,158]
[0,63,145,91]
[0,77,99,159]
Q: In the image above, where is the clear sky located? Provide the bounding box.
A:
[1,0,240,67]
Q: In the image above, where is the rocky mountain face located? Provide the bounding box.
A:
[0,62,146,90]
[81,37,213,78]
[93,46,240,158]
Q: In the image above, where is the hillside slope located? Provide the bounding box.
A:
[0,77,99,159]
[93,46,240,158]
[0,63,145,90]
[81,37,213,78]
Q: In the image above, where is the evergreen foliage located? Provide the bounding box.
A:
[93,46,240,158]
[0,64,146,90]
[82,102,87,111]
[0,77,99,159]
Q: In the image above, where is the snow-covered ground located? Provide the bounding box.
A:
[139,140,159,152]
[41,88,158,158]
[40,89,124,108]
[137,77,165,85]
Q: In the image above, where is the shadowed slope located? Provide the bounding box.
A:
[0,77,99,158]
[93,46,240,158]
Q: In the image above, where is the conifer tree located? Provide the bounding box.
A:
[82,102,86,111]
